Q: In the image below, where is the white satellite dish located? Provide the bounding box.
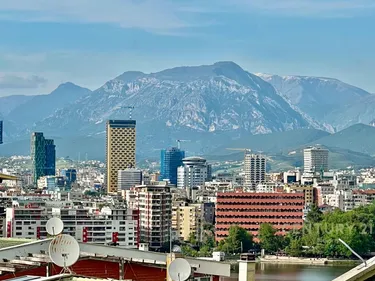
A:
[168,258,191,281]
[46,217,64,236]
[49,234,80,270]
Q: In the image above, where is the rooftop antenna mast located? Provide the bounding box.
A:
[122,106,135,120]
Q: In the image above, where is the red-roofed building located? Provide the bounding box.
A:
[215,192,305,241]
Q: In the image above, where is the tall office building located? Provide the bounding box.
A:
[244,153,266,190]
[304,147,329,173]
[160,147,185,185]
[0,120,3,144]
[106,120,136,193]
[118,168,142,191]
[177,157,211,190]
[31,132,56,184]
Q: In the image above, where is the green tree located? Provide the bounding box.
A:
[259,223,283,254]
[188,232,198,245]
[285,238,303,257]
[181,245,198,257]
[217,225,254,254]
[306,204,323,223]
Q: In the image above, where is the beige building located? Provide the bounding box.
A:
[284,184,315,206]
[106,120,136,193]
[172,202,202,242]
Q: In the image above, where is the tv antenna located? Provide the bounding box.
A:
[168,258,191,281]
[49,234,80,274]
[46,217,64,236]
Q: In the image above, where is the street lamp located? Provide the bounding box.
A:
[338,238,367,267]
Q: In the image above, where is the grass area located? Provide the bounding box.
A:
[0,238,36,249]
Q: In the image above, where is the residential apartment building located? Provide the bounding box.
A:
[4,203,139,248]
[106,120,136,193]
[284,184,315,206]
[215,192,305,241]
[172,202,202,242]
[303,147,329,173]
[244,154,266,190]
[130,182,172,250]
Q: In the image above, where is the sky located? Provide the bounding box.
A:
[0,0,375,96]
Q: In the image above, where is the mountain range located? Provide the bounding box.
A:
[1,61,375,170]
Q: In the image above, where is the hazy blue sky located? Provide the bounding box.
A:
[0,0,374,96]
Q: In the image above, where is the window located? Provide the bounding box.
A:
[16,232,22,236]
[16,227,22,230]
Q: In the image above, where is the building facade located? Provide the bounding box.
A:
[60,169,77,184]
[4,204,139,248]
[118,169,142,191]
[31,132,56,184]
[0,120,3,144]
[177,157,211,190]
[106,120,136,193]
[172,202,202,242]
[160,147,185,185]
[284,184,315,206]
[129,182,172,250]
[244,154,266,190]
[303,147,329,173]
[215,192,305,241]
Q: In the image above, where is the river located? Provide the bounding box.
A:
[254,263,355,281]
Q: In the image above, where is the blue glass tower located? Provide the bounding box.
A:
[160,147,185,185]
[0,120,3,144]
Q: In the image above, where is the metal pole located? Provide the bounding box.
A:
[170,225,172,254]
[338,238,367,267]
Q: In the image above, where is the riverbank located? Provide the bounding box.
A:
[259,255,360,265]
[260,255,328,265]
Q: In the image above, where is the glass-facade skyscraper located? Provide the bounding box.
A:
[31,132,56,184]
[0,120,3,144]
[160,147,185,185]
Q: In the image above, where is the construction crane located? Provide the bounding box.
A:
[177,139,190,150]
[226,148,252,158]
[121,106,135,120]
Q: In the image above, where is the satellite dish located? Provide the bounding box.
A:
[49,234,80,268]
[46,217,64,236]
[168,258,191,281]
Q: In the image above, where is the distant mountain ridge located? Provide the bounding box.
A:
[256,73,373,131]
[1,61,375,169]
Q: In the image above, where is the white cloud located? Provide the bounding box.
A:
[229,0,375,17]
[0,0,204,34]
[0,74,47,89]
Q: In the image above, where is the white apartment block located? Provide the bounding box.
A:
[244,154,266,190]
[4,203,138,248]
[177,157,211,190]
[303,147,329,173]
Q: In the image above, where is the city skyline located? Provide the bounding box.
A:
[0,0,375,97]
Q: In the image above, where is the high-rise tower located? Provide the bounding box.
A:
[244,153,266,190]
[0,120,3,144]
[106,120,136,193]
[160,147,185,185]
[303,146,329,173]
[31,132,56,184]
